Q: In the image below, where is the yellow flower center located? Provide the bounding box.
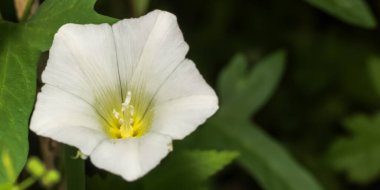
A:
[106,91,150,139]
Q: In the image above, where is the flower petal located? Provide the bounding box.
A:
[30,85,108,155]
[112,10,189,111]
[31,23,123,154]
[90,133,171,181]
[149,59,219,139]
[42,23,122,120]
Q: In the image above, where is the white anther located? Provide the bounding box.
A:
[112,109,120,119]
[122,91,132,108]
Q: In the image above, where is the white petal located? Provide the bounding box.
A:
[42,23,122,120]
[90,133,171,181]
[31,23,122,154]
[112,10,189,111]
[30,85,108,155]
[149,59,219,139]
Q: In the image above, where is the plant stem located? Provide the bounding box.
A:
[17,177,37,190]
[63,146,85,190]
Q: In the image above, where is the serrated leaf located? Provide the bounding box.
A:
[142,150,238,190]
[0,0,116,183]
[328,113,380,184]
[304,0,376,29]
[218,51,285,120]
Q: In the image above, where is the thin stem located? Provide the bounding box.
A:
[17,177,38,190]
[128,0,149,17]
[63,146,85,190]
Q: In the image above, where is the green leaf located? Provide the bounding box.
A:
[328,113,380,184]
[218,53,248,103]
[64,146,85,190]
[218,51,285,120]
[304,0,376,29]
[189,120,323,190]
[143,150,238,190]
[0,0,116,183]
[0,183,13,190]
[180,51,323,190]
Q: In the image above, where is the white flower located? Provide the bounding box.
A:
[30,10,218,181]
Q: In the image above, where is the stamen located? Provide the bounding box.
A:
[112,109,120,119]
[108,90,149,139]
[122,91,132,108]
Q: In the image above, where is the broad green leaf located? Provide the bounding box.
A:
[368,56,380,96]
[218,51,285,120]
[188,120,323,190]
[143,150,238,190]
[0,183,13,190]
[328,113,380,184]
[180,51,323,190]
[1,149,15,182]
[218,53,248,103]
[0,0,116,183]
[304,0,376,29]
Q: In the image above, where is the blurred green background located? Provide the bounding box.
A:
[2,0,380,189]
[94,1,380,189]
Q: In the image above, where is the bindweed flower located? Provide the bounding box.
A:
[30,10,218,181]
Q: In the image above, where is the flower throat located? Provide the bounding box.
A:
[107,91,147,139]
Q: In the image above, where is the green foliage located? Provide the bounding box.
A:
[64,146,85,190]
[0,0,115,183]
[181,51,323,190]
[304,0,376,28]
[0,183,13,190]
[218,51,285,119]
[87,150,238,190]
[328,113,380,184]
[143,150,238,190]
[1,150,15,183]
[0,156,60,190]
